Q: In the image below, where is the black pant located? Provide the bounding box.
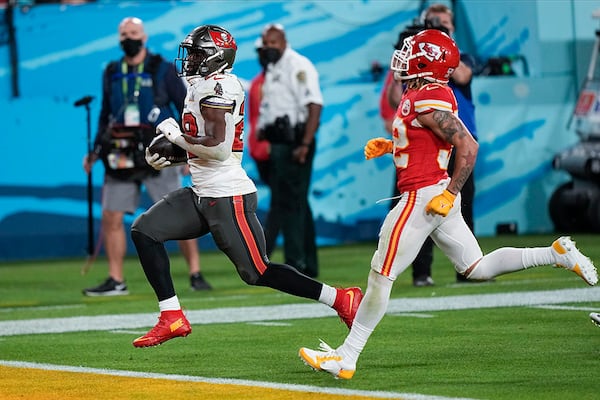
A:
[254,159,271,187]
[131,189,323,301]
[264,142,318,277]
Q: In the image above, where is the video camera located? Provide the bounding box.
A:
[394,16,450,50]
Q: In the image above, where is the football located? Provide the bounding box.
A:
[147,134,187,163]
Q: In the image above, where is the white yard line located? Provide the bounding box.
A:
[0,287,598,337]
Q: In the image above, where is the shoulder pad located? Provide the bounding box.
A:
[191,74,241,102]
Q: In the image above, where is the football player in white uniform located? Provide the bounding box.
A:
[130,25,363,348]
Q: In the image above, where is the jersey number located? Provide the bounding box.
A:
[392,118,450,170]
[181,106,245,152]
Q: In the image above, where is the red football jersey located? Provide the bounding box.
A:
[391,83,457,193]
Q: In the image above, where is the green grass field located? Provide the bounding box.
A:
[1,234,599,400]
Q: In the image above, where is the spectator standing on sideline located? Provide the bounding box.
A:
[82,17,211,296]
[299,29,597,380]
[132,24,362,347]
[257,24,322,278]
[247,38,270,186]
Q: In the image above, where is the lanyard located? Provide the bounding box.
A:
[121,61,144,104]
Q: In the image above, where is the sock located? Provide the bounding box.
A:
[522,247,556,268]
[338,321,373,365]
[337,270,392,364]
[158,295,181,312]
[469,247,554,280]
[318,284,337,307]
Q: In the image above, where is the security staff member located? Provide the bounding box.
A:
[257,23,323,278]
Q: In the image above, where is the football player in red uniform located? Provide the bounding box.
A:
[298,29,597,380]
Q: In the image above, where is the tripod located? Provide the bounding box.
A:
[74,95,97,272]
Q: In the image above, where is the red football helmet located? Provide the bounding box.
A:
[390,29,459,83]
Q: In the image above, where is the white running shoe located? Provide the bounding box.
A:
[590,312,600,327]
[551,236,598,286]
[298,340,355,380]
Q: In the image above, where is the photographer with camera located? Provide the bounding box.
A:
[82,17,210,296]
[257,24,323,278]
[379,3,479,285]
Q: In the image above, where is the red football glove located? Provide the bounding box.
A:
[364,138,393,160]
[425,190,456,217]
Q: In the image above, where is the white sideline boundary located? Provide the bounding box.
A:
[0,360,476,400]
[0,287,598,337]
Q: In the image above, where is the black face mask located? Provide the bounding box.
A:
[262,47,282,65]
[120,38,143,58]
[257,49,269,69]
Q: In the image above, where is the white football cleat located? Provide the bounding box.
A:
[552,236,598,286]
[298,340,355,380]
[590,312,600,327]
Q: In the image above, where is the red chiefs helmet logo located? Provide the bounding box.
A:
[209,30,237,50]
[418,42,443,62]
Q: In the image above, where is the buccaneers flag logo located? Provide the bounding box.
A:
[209,30,237,50]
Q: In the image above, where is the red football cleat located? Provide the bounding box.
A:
[333,287,363,329]
[133,310,192,348]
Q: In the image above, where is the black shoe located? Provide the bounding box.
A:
[190,272,212,291]
[413,275,434,287]
[456,275,495,284]
[83,277,128,296]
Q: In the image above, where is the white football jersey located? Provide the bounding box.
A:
[182,72,256,198]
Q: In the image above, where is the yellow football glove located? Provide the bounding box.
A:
[364,138,393,160]
[425,189,457,217]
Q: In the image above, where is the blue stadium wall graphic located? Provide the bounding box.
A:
[0,1,597,260]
